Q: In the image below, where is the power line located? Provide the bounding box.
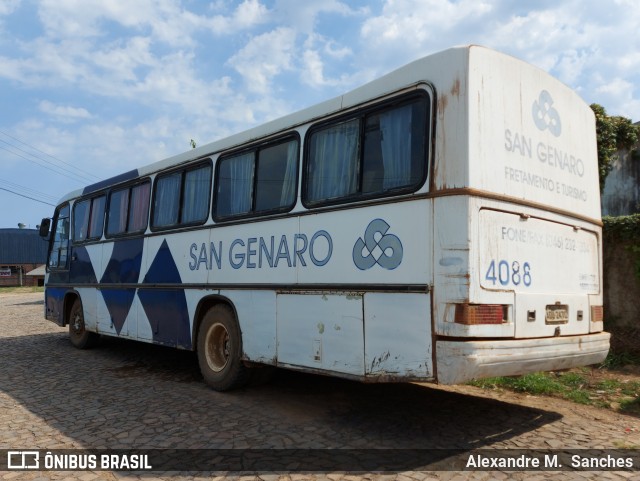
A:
[0,186,55,206]
[0,129,100,182]
[0,179,59,203]
[0,142,95,184]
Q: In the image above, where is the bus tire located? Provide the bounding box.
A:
[68,298,99,349]
[197,304,248,391]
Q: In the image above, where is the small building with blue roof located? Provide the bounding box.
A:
[0,228,48,287]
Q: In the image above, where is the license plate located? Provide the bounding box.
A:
[545,304,569,324]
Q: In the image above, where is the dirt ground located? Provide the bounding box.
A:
[446,382,638,434]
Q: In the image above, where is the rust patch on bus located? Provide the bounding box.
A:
[450,77,461,98]
[437,93,448,114]
[370,351,391,371]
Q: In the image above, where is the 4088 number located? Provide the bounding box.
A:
[485,260,531,287]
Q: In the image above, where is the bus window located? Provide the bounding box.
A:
[181,164,211,224]
[305,94,428,206]
[73,195,106,242]
[88,196,106,239]
[49,204,70,269]
[107,188,129,235]
[153,163,212,229]
[306,119,359,203]
[216,151,254,218]
[215,137,298,220]
[363,100,427,193]
[73,199,90,242]
[106,181,150,236]
[153,172,181,227]
[255,140,298,212]
[128,182,150,232]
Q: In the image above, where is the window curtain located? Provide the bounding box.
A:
[88,196,105,238]
[108,190,129,235]
[279,140,298,206]
[73,200,90,241]
[379,104,412,189]
[309,120,359,201]
[51,206,69,267]
[153,173,181,227]
[221,152,254,216]
[183,166,211,223]
[128,183,150,232]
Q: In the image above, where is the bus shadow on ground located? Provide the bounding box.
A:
[0,332,561,471]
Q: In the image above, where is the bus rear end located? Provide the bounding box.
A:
[432,46,609,384]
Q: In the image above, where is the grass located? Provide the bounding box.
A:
[469,357,640,416]
[0,286,44,294]
[600,351,640,369]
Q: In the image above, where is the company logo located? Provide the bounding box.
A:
[7,451,40,469]
[353,219,403,270]
[532,90,561,137]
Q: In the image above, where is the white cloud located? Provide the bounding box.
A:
[39,101,92,121]
[357,0,640,119]
[361,0,492,52]
[274,0,365,34]
[211,0,269,34]
[227,27,297,94]
[0,0,21,16]
[301,48,326,88]
[89,36,156,83]
[300,35,356,89]
[37,0,266,46]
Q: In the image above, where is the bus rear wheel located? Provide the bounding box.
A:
[68,298,99,349]
[197,304,248,391]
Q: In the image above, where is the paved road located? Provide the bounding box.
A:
[1,291,639,481]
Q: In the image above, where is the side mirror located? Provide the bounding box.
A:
[39,218,51,239]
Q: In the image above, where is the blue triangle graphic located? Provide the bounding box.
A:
[143,240,182,284]
[99,238,144,335]
[101,288,137,334]
[139,240,190,348]
[69,246,98,284]
[100,238,144,284]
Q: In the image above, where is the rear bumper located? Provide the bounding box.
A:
[435,332,610,384]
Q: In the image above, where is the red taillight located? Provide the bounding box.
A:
[454,304,506,325]
[591,305,604,323]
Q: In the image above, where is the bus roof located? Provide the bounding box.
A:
[59,45,474,203]
[58,44,598,222]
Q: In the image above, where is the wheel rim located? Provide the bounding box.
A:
[205,322,230,373]
[71,310,84,336]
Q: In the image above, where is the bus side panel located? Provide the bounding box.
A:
[137,231,211,348]
[220,289,277,365]
[45,286,67,326]
[95,239,143,338]
[364,292,433,380]
[297,200,430,286]
[77,287,98,332]
[277,293,365,376]
[68,243,103,333]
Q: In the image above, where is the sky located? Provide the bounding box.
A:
[0,0,639,229]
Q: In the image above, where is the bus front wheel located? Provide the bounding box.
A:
[197,305,247,391]
[68,298,99,349]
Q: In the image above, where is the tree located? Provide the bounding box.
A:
[591,103,639,191]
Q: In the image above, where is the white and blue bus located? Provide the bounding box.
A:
[40,45,609,391]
